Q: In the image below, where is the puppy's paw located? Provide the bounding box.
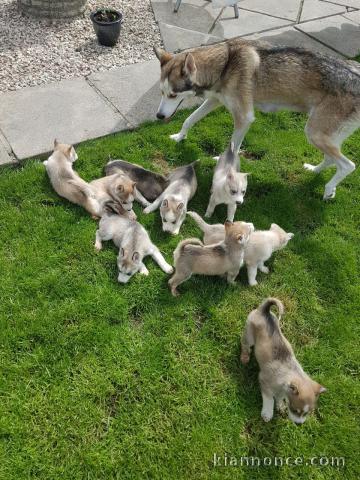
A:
[303,163,317,172]
[128,211,137,221]
[249,280,258,287]
[259,266,269,274]
[94,243,102,251]
[164,265,174,275]
[171,288,180,297]
[204,211,212,218]
[212,156,220,162]
[143,206,152,214]
[240,352,250,364]
[323,186,336,200]
[261,410,273,422]
[170,132,186,142]
[139,267,149,276]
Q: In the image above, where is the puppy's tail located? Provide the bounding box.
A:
[173,238,203,263]
[258,297,284,323]
[187,211,211,233]
[68,179,95,199]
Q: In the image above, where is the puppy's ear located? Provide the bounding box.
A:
[288,383,299,396]
[224,220,233,230]
[65,146,73,158]
[230,142,235,154]
[132,252,140,262]
[237,234,244,243]
[54,139,59,149]
[287,232,294,240]
[154,47,173,66]
[314,383,327,395]
[177,202,184,211]
[184,53,197,77]
[162,199,168,208]
[120,248,125,257]
[117,185,124,192]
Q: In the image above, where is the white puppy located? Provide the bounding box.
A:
[95,211,173,283]
[187,212,293,286]
[205,142,249,222]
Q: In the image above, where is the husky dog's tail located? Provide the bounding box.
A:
[173,238,203,263]
[68,179,96,199]
[187,211,211,233]
[258,298,284,334]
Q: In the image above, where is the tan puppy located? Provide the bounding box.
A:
[43,140,102,217]
[169,221,253,296]
[241,298,326,424]
[187,212,293,286]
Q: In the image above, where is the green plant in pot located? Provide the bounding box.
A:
[90,8,122,47]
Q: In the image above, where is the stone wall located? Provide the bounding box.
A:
[18,0,88,19]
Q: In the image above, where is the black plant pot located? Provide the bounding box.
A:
[90,9,122,47]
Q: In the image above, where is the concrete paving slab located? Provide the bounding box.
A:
[159,22,221,52]
[247,25,343,56]
[217,10,292,38]
[319,0,360,8]
[343,10,360,24]
[239,0,302,21]
[151,0,219,34]
[300,0,347,22]
[297,14,360,56]
[0,131,15,166]
[89,60,201,128]
[0,78,126,160]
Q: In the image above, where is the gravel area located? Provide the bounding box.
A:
[0,1,162,92]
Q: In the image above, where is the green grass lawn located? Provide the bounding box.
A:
[0,108,359,479]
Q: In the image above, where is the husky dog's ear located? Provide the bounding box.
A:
[314,382,327,395]
[287,232,294,240]
[154,47,173,66]
[132,252,140,262]
[117,184,124,192]
[177,202,184,211]
[184,53,197,77]
[162,199,168,208]
[54,139,59,149]
[230,142,235,154]
[237,234,244,243]
[65,145,73,158]
[120,248,125,257]
[288,383,299,396]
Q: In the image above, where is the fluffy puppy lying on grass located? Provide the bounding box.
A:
[241,298,326,424]
[169,220,254,296]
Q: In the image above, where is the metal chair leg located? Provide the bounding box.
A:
[174,0,182,13]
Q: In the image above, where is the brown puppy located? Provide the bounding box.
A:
[241,298,326,424]
[169,221,253,296]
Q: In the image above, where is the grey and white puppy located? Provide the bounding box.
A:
[95,211,173,283]
[143,161,198,235]
[241,298,326,424]
[187,212,293,286]
[205,142,249,221]
[105,158,169,202]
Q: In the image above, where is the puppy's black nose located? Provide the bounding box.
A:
[156,112,165,120]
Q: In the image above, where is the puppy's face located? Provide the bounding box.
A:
[160,197,185,235]
[111,175,136,212]
[53,139,78,163]
[270,223,294,246]
[224,221,254,245]
[225,171,249,205]
[286,381,326,424]
[117,248,141,283]
[155,48,197,121]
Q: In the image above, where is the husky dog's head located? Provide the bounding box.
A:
[117,247,141,283]
[286,380,326,424]
[109,174,136,212]
[53,139,78,163]
[270,223,294,248]
[160,196,186,235]
[154,47,198,121]
[224,220,254,246]
[224,170,249,205]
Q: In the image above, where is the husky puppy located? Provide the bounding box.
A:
[95,211,173,283]
[187,212,293,286]
[241,298,326,423]
[44,140,103,217]
[105,158,169,202]
[169,221,253,296]
[90,173,149,219]
[205,142,249,221]
[154,39,360,199]
[143,161,198,235]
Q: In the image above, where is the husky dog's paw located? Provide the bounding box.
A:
[170,132,186,142]
[261,410,273,422]
[143,206,151,214]
[259,265,269,274]
[139,265,149,276]
[323,186,336,200]
[204,210,213,218]
[240,352,250,364]
[212,156,220,162]
[164,265,174,275]
[249,280,258,287]
[303,163,318,172]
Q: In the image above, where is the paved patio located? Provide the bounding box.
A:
[0,0,359,164]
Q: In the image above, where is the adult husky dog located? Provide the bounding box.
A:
[154,38,360,199]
